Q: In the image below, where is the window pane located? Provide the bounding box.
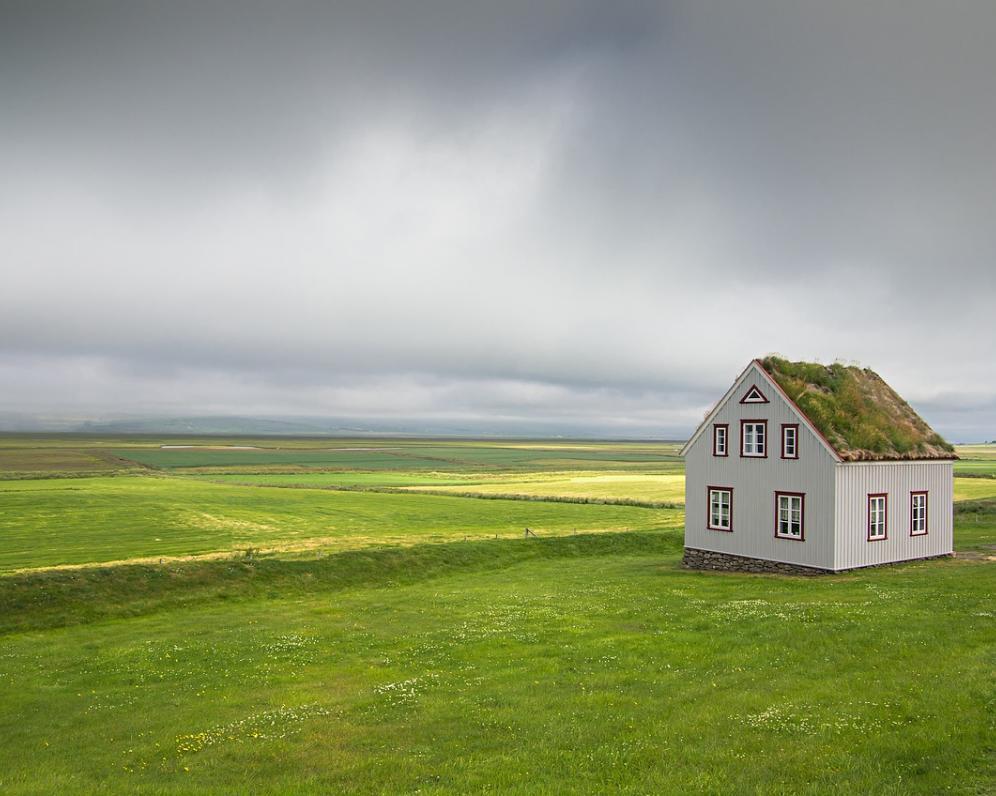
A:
[710,490,731,528]
[870,497,886,536]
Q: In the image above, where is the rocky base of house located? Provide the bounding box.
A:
[682,547,955,575]
[682,547,832,575]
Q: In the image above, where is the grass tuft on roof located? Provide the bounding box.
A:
[759,356,956,462]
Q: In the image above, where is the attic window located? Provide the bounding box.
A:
[713,424,728,457]
[781,424,799,459]
[740,385,769,404]
[741,420,767,457]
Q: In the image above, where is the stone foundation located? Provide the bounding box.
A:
[682,547,830,575]
[682,547,955,575]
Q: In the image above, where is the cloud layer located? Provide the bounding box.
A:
[2,1,994,438]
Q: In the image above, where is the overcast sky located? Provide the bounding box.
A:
[1,1,994,439]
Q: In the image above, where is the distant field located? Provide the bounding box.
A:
[402,472,687,504]
[0,434,989,478]
[0,434,681,475]
[0,476,677,572]
[954,461,996,477]
[192,469,996,506]
[188,472,481,488]
[953,477,996,501]
[189,471,686,504]
[0,447,139,476]
[109,443,683,472]
[953,443,996,479]
[955,443,996,460]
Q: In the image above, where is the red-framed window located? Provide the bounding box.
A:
[713,424,729,457]
[781,424,799,459]
[774,491,805,540]
[910,491,928,536]
[707,486,733,531]
[740,419,767,458]
[868,493,888,541]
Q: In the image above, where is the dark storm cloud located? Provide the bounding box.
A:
[1,1,994,438]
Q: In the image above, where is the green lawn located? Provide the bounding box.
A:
[0,435,992,793]
[0,476,676,572]
[0,524,992,794]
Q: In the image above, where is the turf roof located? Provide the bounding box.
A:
[759,356,956,462]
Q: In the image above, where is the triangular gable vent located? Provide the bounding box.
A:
[740,385,769,404]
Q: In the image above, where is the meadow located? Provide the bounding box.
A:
[0,476,677,572]
[0,435,993,793]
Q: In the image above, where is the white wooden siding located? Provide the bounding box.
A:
[833,461,953,570]
[684,362,838,570]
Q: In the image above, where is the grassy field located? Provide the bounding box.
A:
[1,523,993,793]
[0,476,677,573]
[953,477,996,501]
[2,470,989,574]
[106,441,684,473]
[0,436,994,571]
[189,471,687,505]
[0,435,993,793]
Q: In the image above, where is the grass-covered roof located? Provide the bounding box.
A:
[759,356,956,462]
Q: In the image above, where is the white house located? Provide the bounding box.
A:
[680,357,956,573]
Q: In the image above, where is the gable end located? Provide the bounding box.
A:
[681,360,843,462]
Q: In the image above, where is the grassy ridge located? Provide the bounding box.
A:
[5,503,992,637]
[0,530,683,635]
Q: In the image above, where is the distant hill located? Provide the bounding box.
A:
[0,412,683,440]
[75,416,351,436]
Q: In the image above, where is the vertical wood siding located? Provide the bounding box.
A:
[684,362,838,569]
[833,461,953,570]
